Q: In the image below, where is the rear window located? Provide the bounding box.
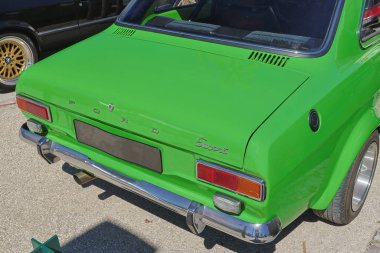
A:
[120,0,339,53]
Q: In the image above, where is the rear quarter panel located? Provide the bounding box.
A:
[243,0,380,227]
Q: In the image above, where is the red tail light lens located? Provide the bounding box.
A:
[196,161,265,201]
[364,5,380,20]
[16,96,51,122]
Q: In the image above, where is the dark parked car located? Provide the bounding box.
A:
[0,0,128,90]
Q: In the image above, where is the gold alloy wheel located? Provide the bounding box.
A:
[0,36,34,86]
[0,40,26,79]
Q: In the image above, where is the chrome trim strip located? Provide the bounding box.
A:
[115,0,345,58]
[16,95,52,122]
[38,24,79,37]
[38,17,116,37]
[19,123,282,244]
[196,160,266,201]
[79,16,116,29]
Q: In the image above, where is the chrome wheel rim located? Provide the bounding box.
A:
[0,36,34,86]
[352,142,378,212]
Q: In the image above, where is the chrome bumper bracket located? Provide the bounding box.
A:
[186,201,206,235]
[37,138,59,164]
[19,123,282,244]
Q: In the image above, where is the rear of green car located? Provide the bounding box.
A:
[15,0,380,244]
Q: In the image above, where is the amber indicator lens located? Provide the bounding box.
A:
[16,96,51,122]
[197,162,264,201]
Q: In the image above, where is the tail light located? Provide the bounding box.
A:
[364,5,380,20]
[196,161,265,201]
[16,95,51,122]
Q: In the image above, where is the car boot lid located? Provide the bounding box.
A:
[17,26,309,168]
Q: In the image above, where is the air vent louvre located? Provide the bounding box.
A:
[113,27,136,37]
[248,51,289,67]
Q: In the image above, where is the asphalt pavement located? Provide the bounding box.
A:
[1,90,380,253]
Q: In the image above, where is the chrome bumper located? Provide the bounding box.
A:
[20,123,282,244]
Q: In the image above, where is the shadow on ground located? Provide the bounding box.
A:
[62,221,156,253]
[62,163,321,253]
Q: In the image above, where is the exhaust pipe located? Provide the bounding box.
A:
[73,171,96,185]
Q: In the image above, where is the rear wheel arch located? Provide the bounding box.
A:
[310,108,380,210]
[0,23,41,53]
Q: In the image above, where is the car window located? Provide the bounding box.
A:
[120,0,340,54]
[88,0,130,18]
[361,0,380,44]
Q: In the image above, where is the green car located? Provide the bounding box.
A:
[16,0,380,244]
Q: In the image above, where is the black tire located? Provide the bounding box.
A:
[0,33,38,91]
[313,130,379,224]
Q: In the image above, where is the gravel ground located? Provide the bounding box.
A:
[0,89,16,105]
[0,92,380,253]
[367,229,380,253]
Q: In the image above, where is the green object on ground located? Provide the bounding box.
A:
[31,235,62,253]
